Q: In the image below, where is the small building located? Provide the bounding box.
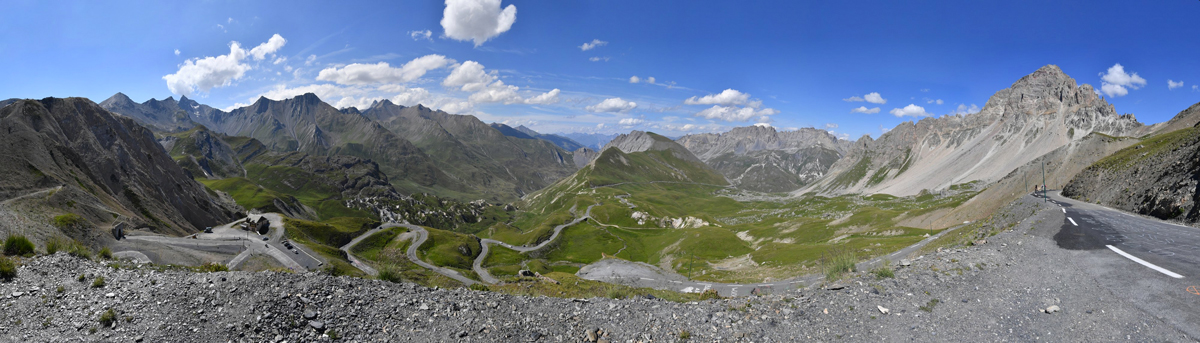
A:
[111,222,127,240]
[255,217,270,235]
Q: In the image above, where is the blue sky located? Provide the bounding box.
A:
[2,0,1199,139]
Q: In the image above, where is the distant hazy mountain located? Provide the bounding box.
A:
[560,132,619,150]
[0,98,238,236]
[508,125,586,151]
[807,65,1146,196]
[361,100,578,201]
[677,126,851,193]
[99,93,196,132]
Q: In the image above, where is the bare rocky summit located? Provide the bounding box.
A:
[677,126,851,193]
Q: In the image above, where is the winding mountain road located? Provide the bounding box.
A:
[473,204,597,283]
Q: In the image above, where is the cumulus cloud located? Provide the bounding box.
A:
[843,92,887,104]
[889,104,931,117]
[1169,79,1184,90]
[442,61,495,91]
[316,54,454,85]
[618,118,644,126]
[629,76,640,83]
[1098,63,1146,97]
[824,123,838,129]
[468,80,522,104]
[579,39,607,51]
[249,34,287,60]
[409,30,434,41]
[850,106,880,114]
[587,98,637,113]
[926,98,944,105]
[163,40,255,96]
[645,77,656,84]
[695,105,779,122]
[273,57,287,65]
[684,89,750,106]
[588,57,610,62]
[953,103,980,115]
[523,88,560,105]
[174,49,180,56]
[441,0,517,46]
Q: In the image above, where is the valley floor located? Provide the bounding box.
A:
[0,196,1194,342]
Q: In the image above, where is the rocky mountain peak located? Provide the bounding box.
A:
[603,131,703,164]
[100,92,135,107]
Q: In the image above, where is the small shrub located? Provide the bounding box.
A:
[871,266,894,279]
[679,330,691,340]
[327,329,339,340]
[92,276,105,288]
[68,242,92,260]
[52,213,84,228]
[821,247,857,281]
[3,235,35,257]
[699,289,721,301]
[605,286,630,299]
[195,262,228,273]
[468,283,489,292]
[98,247,113,260]
[56,285,64,293]
[377,264,402,283]
[77,274,86,282]
[0,256,16,282]
[44,236,71,255]
[98,308,116,328]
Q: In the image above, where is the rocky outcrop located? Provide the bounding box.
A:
[603,131,705,164]
[1064,122,1200,223]
[806,65,1144,196]
[571,148,598,168]
[0,98,238,235]
[677,126,850,193]
[158,126,244,179]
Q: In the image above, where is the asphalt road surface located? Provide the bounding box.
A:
[1046,191,1200,337]
[473,204,597,284]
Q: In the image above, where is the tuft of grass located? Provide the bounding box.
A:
[871,266,894,279]
[919,298,940,312]
[98,308,116,328]
[91,276,105,288]
[327,329,340,340]
[679,330,691,340]
[77,274,86,282]
[3,235,36,257]
[44,236,71,255]
[98,247,113,260]
[699,289,721,301]
[468,283,489,292]
[821,247,857,281]
[194,262,228,273]
[56,285,64,293]
[67,242,92,260]
[52,213,84,228]
[0,256,16,282]
[377,264,402,283]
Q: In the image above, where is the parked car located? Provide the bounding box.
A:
[261,236,269,241]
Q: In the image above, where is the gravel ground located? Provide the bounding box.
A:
[0,196,1193,342]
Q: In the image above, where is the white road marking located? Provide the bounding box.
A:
[640,277,653,281]
[1062,208,1066,213]
[1106,245,1184,279]
[1068,217,1078,226]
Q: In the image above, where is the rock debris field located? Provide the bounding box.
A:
[0,197,1193,342]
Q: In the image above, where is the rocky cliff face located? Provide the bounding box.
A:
[603,130,705,164]
[99,93,196,132]
[158,126,245,179]
[0,98,238,235]
[677,126,850,193]
[806,65,1144,196]
[1064,108,1200,223]
[363,100,577,201]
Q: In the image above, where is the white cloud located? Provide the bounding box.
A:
[646,77,656,84]
[824,123,838,129]
[1168,79,1184,90]
[926,99,943,105]
[409,29,434,41]
[441,0,517,46]
[316,55,454,85]
[684,89,750,106]
[629,76,640,83]
[442,61,495,91]
[695,105,779,122]
[850,106,880,114]
[249,34,287,60]
[174,49,180,56]
[273,57,287,65]
[579,39,608,51]
[920,88,930,92]
[618,118,644,126]
[843,92,886,104]
[889,104,931,117]
[162,41,252,97]
[1194,85,1199,91]
[222,102,249,112]
[953,103,980,115]
[587,98,637,113]
[305,55,316,66]
[881,125,892,134]
[523,88,560,105]
[588,57,610,62]
[468,80,522,104]
[1098,63,1146,97]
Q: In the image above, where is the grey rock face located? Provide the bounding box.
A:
[603,131,703,164]
[677,126,850,193]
